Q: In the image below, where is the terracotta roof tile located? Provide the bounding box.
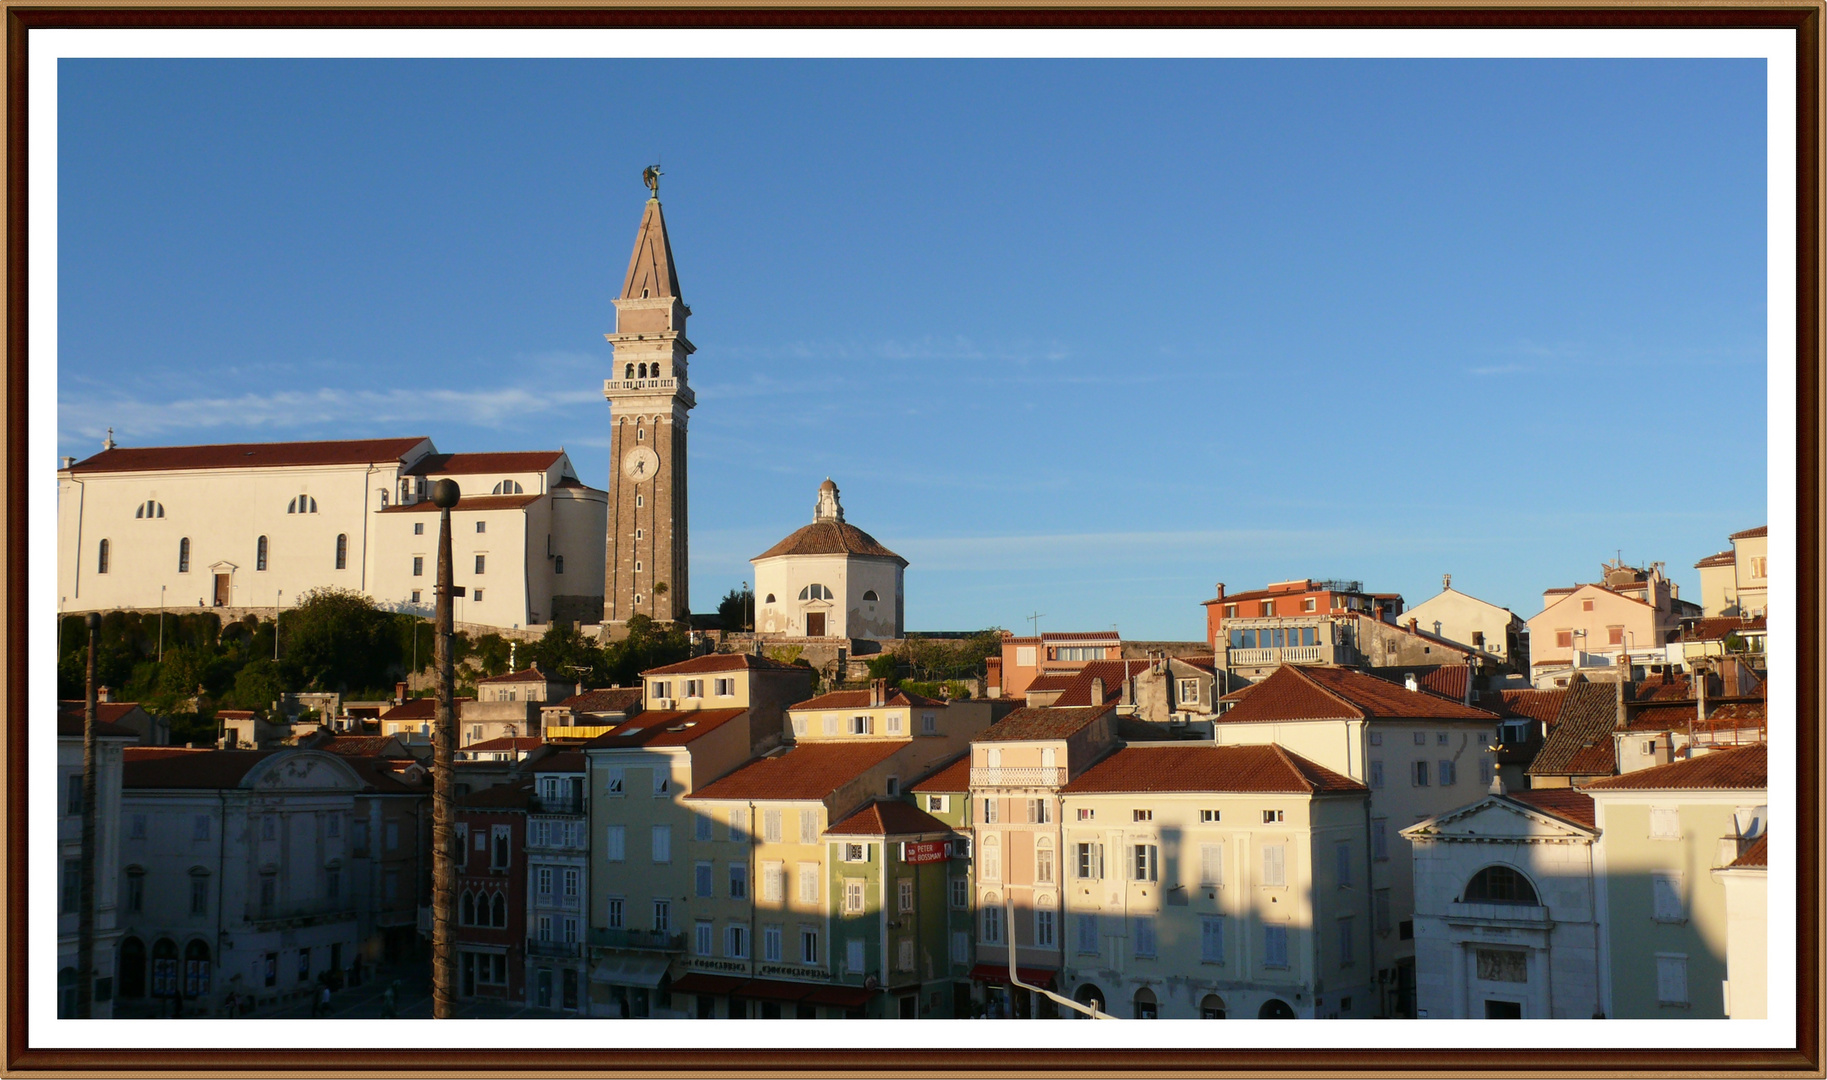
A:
[477,666,558,685]
[975,704,1114,742]
[686,741,911,802]
[825,800,953,836]
[1729,525,1768,540]
[1694,550,1737,569]
[1505,789,1596,830]
[403,451,564,476]
[66,437,428,474]
[1062,744,1366,795]
[1496,689,1568,725]
[1632,672,1694,702]
[583,708,746,749]
[1730,833,1768,867]
[1417,664,1472,703]
[1219,665,1499,725]
[793,688,948,711]
[752,520,906,565]
[317,735,402,757]
[56,702,145,739]
[463,736,544,753]
[643,652,808,677]
[1527,683,1618,779]
[909,753,970,793]
[1585,745,1766,791]
[123,748,276,788]
[1049,661,1153,707]
[1680,616,1767,641]
[1020,674,1077,693]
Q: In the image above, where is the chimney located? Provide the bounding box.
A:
[1616,676,1630,731]
[97,685,113,704]
[60,456,74,469]
[395,681,408,705]
[1215,583,1226,602]
[1089,676,1105,704]
[870,678,886,707]
[1403,673,1418,692]
[1407,617,1418,634]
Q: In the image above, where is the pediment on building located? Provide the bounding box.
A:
[1405,795,1595,842]
[243,750,363,791]
[209,560,238,574]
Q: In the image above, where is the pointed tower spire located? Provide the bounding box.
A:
[620,185,681,302]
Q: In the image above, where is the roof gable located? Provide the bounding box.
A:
[66,437,429,474]
[1405,792,1597,839]
[685,741,910,803]
[1527,683,1619,778]
[1584,745,1767,791]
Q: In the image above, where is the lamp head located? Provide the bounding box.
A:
[85,612,101,631]
[430,479,461,509]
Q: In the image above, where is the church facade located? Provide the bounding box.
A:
[751,479,906,641]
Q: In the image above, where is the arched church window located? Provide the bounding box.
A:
[335,534,348,570]
[798,584,833,602]
[554,555,565,574]
[764,594,776,604]
[863,590,878,602]
[491,480,524,495]
[625,364,634,379]
[178,537,190,573]
[97,539,110,574]
[135,500,165,519]
[1462,865,1539,905]
[287,496,318,514]
[638,363,648,378]
[256,536,268,572]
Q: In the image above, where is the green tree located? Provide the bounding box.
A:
[717,587,754,632]
[601,615,692,686]
[865,652,900,681]
[525,622,609,687]
[280,587,404,695]
[228,659,289,716]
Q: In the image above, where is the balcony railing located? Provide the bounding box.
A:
[245,900,358,928]
[1226,645,1325,666]
[603,378,679,392]
[527,938,583,959]
[1445,901,1551,926]
[970,767,1065,788]
[588,927,685,952]
[529,797,586,816]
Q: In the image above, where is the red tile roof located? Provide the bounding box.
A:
[1527,683,1618,778]
[1729,525,1768,540]
[1049,661,1153,707]
[825,800,953,836]
[554,687,644,714]
[403,451,564,476]
[1062,744,1366,795]
[65,437,428,474]
[1693,550,1737,569]
[1585,745,1767,791]
[643,652,809,676]
[123,748,276,788]
[1632,672,1694,701]
[1417,664,1471,703]
[583,708,746,748]
[1020,674,1077,693]
[686,741,911,802]
[463,736,544,753]
[533,751,587,773]
[753,520,906,565]
[1041,631,1122,642]
[379,493,543,513]
[975,704,1114,742]
[317,735,403,757]
[1505,789,1597,830]
[56,702,145,739]
[1625,702,1700,732]
[1730,833,1768,867]
[1496,689,1568,725]
[477,666,559,685]
[909,753,970,793]
[1218,665,1499,725]
[792,688,948,711]
[1680,616,1767,641]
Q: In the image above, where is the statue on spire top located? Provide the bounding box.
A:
[642,164,662,199]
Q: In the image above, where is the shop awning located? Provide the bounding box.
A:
[968,963,1057,988]
[803,984,878,1008]
[669,973,745,996]
[730,977,816,1001]
[589,954,671,988]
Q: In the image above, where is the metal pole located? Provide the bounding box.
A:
[159,586,165,662]
[430,479,461,1019]
[76,611,100,1018]
[274,590,282,660]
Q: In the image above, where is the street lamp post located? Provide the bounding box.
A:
[158,585,166,662]
[430,479,463,1019]
[274,590,283,660]
[743,580,751,632]
[76,611,100,1018]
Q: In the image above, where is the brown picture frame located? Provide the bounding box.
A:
[5,6,1819,1075]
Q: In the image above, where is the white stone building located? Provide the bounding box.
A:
[751,479,905,641]
[57,438,606,631]
[57,709,137,1016]
[1403,784,1603,1019]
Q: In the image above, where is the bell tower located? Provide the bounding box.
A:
[603,169,694,627]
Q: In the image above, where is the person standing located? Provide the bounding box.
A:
[381,981,398,1019]
[316,983,331,1018]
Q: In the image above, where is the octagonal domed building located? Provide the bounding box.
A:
[750,479,906,641]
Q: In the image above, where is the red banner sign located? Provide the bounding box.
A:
[902,840,948,864]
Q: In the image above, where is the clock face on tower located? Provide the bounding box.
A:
[622,446,660,482]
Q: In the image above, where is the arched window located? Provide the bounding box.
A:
[256,536,268,571]
[1199,994,1226,1019]
[460,890,475,926]
[492,892,507,928]
[286,496,317,514]
[97,539,110,574]
[554,555,564,574]
[135,500,165,519]
[863,590,878,602]
[335,534,347,570]
[764,594,776,604]
[798,584,833,601]
[1463,865,1539,905]
[183,939,212,997]
[1034,837,1055,884]
[980,835,1001,881]
[177,537,190,573]
[1073,983,1107,1018]
[1133,987,1158,1019]
[491,480,524,495]
[625,363,634,379]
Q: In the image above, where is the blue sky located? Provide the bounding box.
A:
[56,58,1768,639]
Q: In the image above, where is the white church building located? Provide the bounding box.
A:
[57,436,607,630]
[750,478,905,641]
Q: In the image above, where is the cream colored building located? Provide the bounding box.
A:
[1404,785,1602,1019]
[1584,746,1766,1018]
[639,651,815,749]
[1057,744,1373,1020]
[1712,834,1768,1019]
[1694,526,1768,619]
[1526,561,1699,686]
[1212,664,1502,1017]
[57,438,606,630]
[752,480,905,641]
[1400,577,1528,672]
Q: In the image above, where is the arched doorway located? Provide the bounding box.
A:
[1200,993,1227,1019]
[1133,987,1159,1019]
[119,937,146,999]
[1073,983,1106,1018]
[1258,998,1296,1019]
[183,940,212,1000]
[150,938,179,999]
